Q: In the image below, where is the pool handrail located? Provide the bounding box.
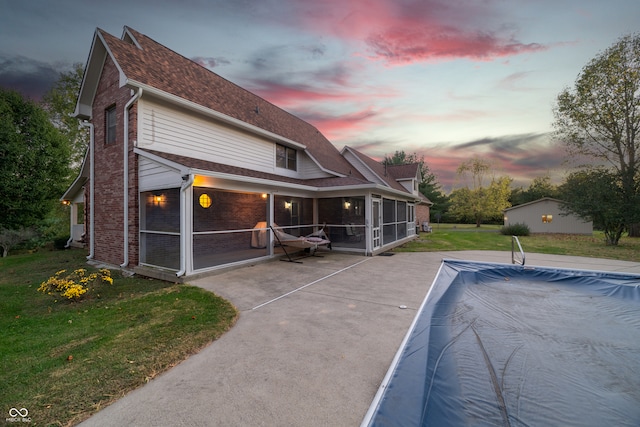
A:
[512,235,525,265]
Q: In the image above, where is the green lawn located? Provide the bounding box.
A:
[1,249,238,427]
[397,224,640,262]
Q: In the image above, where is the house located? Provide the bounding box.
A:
[62,26,429,280]
[503,197,592,234]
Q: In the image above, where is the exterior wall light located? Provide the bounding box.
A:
[153,194,164,205]
[284,201,292,210]
[199,193,212,209]
[261,193,268,200]
[344,201,351,209]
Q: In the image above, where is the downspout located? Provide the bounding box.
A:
[176,173,195,277]
[121,88,143,268]
[81,121,95,260]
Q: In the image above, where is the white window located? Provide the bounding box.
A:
[276,144,296,171]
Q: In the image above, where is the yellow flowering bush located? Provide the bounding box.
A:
[38,268,113,301]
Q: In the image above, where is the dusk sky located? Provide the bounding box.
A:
[2,0,639,191]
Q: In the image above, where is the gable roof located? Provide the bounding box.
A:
[342,146,417,193]
[503,197,565,212]
[75,26,359,179]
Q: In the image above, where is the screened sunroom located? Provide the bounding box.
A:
[138,182,416,277]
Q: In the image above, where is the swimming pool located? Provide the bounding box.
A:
[362,259,640,426]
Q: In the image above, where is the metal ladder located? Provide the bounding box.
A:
[511,235,526,265]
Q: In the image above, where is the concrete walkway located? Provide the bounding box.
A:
[79,251,640,426]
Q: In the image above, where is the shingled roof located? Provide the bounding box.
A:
[342,146,414,193]
[88,26,359,178]
[387,163,419,180]
[140,149,372,189]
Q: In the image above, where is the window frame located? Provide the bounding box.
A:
[105,105,116,145]
[276,143,297,171]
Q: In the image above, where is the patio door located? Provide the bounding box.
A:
[372,198,381,249]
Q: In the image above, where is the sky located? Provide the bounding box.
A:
[1,0,639,192]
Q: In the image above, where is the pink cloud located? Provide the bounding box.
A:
[249,80,353,108]
[411,134,567,192]
[286,0,548,65]
[300,108,382,140]
[367,30,545,64]
[245,72,399,140]
[348,132,568,193]
[247,66,399,110]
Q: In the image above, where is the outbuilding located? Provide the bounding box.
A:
[503,197,592,234]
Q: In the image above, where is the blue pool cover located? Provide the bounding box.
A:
[362,260,640,427]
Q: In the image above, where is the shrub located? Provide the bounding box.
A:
[500,223,530,236]
[0,227,37,257]
[38,268,113,301]
[53,236,70,250]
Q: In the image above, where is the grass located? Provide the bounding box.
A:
[0,249,238,427]
[397,223,640,262]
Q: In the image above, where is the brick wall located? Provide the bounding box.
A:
[416,203,431,228]
[90,55,139,267]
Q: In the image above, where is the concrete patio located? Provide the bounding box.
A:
[79,250,640,426]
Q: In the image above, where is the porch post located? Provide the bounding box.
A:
[365,193,371,255]
[176,174,194,277]
[267,193,274,256]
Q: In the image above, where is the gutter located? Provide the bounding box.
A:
[176,173,195,277]
[185,167,412,197]
[121,87,143,268]
[81,121,95,260]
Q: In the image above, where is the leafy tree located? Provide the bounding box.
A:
[0,88,70,230]
[449,157,512,226]
[510,175,559,206]
[382,150,417,166]
[559,168,626,245]
[553,33,640,236]
[42,63,88,174]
